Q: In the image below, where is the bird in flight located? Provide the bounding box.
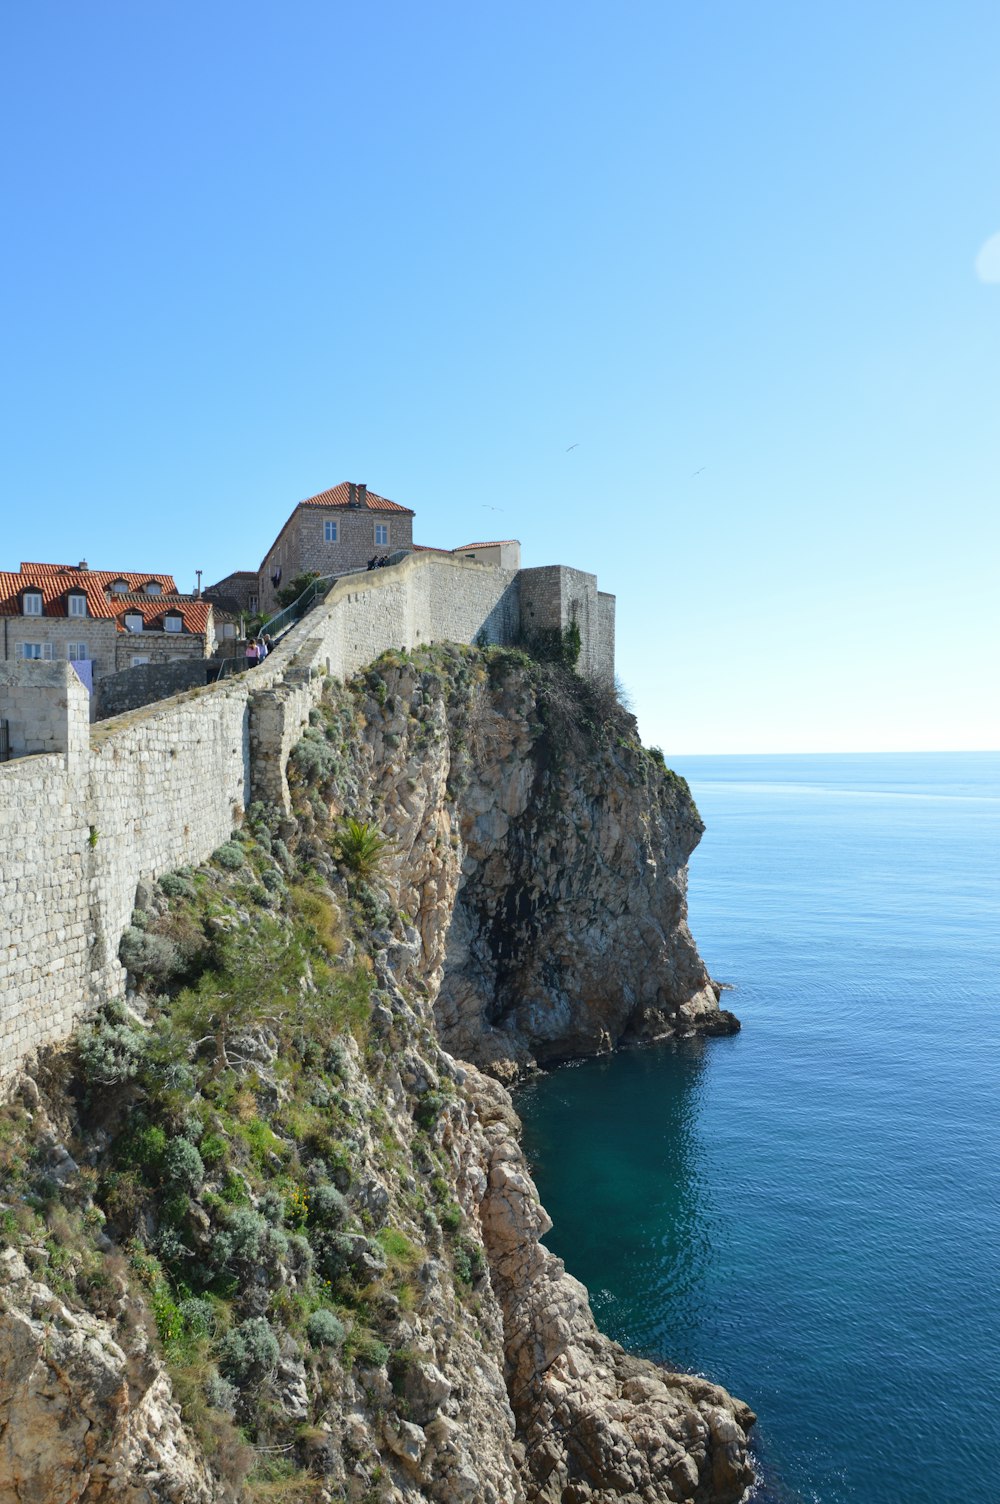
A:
[691,466,706,477]
[481,504,504,511]
[566,443,580,451]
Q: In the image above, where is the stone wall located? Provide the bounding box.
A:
[94,659,217,721]
[0,551,614,1085]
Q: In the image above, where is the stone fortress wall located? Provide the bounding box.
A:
[0,553,615,1084]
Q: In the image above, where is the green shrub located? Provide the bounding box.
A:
[199,1133,227,1168]
[352,1333,389,1368]
[78,1015,146,1088]
[291,727,340,781]
[204,1370,238,1415]
[306,1309,345,1348]
[180,1296,217,1336]
[309,1184,347,1228]
[118,927,182,984]
[414,1091,448,1132]
[218,1206,267,1265]
[217,1317,280,1386]
[440,1203,463,1234]
[163,1138,205,1193]
[331,819,390,878]
[260,867,284,892]
[453,1236,486,1285]
[158,872,196,900]
[213,842,246,871]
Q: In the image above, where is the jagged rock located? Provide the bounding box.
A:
[0,1253,218,1503]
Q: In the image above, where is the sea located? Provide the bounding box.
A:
[515,752,1000,1504]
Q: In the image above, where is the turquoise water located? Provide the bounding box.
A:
[516,753,1000,1504]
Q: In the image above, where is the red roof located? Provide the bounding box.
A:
[297,483,413,516]
[0,562,210,634]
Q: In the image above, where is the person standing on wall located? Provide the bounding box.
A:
[245,638,258,670]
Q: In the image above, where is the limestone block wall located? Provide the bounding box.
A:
[95,660,215,721]
[0,662,89,764]
[519,565,614,680]
[597,592,616,685]
[0,550,615,1086]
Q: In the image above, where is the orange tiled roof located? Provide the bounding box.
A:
[115,598,212,635]
[0,562,209,634]
[297,483,414,516]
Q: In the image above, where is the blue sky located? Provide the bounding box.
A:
[2,1,998,752]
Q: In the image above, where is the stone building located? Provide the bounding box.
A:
[0,561,215,700]
[255,482,415,614]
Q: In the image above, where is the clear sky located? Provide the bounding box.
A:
[2,2,998,753]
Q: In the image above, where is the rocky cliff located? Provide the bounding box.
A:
[0,644,752,1504]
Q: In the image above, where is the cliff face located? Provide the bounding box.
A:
[317,646,737,1079]
[0,645,752,1504]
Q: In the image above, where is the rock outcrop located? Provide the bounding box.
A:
[0,1248,216,1504]
[0,645,753,1503]
[319,647,738,1079]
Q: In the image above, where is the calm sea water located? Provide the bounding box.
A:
[516,753,1000,1504]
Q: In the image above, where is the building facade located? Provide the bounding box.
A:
[255,482,415,614]
[0,562,214,704]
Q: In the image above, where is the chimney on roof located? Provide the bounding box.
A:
[347,483,358,508]
[357,483,367,507]
[77,560,88,571]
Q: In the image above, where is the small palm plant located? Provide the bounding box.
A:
[332,818,391,878]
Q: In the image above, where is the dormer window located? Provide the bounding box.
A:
[111,579,129,594]
[163,613,183,633]
[124,612,144,633]
[23,590,43,616]
[67,591,87,618]
[144,581,162,596]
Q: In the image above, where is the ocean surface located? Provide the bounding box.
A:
[515,753,1000,1504]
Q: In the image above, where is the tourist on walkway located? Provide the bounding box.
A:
[245,638,259,669]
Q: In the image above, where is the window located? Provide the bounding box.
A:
[144,581,162,595]
[111,579,129,594]
[23,591,42,616]
[67,643,88,660]
[375,524,388,546]
[131,654,150,667]
[20,642,53,660]
[248,594,258,613]
[124,612,144,632]
[324,520,338,542]
[222,622,237,638]
[67,593,87,617]
[163,614,183,633]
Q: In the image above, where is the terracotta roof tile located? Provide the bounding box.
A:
[115,599,211,635]
[0,563,208,634]
[297,483,414,516]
